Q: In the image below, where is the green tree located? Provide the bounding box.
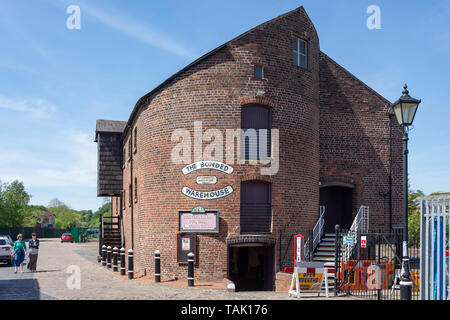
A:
[407,188,424,244]
[82,201,112,228]
[408,189,424,216]
[48,198,82,230]
[0,180,31,227]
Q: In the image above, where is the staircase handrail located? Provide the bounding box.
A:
[304,205,325,261]
[343,206,369,261]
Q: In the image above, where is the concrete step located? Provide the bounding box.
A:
[313,257,336,262]
[319,239,335,244]
[314,252,335,257]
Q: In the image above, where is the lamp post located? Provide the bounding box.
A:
[391,84,421,300]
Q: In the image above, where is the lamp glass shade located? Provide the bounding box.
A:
[393,101,419,126]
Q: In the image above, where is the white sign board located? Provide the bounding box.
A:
[296,237,303,262]
[181,238,190,251]
[196,176,217,185]
[182,186,233,200]
[182,161,234,175]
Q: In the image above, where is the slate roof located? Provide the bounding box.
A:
[95,119,127,142]
[416,193,450,201]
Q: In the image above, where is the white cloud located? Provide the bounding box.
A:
[0,131,96,188]
[0,95,56,119]
[80,2,198,60]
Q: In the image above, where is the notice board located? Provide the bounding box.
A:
[177,233,197,264]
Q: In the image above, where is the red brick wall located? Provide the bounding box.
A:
[115,6,403,283]
[120,7,321,280]
[318,52,404,231]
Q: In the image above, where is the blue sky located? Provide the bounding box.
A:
[0,0,449,211]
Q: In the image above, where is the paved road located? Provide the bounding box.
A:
[0,239,354,300]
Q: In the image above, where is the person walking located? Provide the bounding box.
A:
[27,233,39,272]
[12,234,27,274]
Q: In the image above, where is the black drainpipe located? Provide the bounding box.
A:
[126,125,134,251]
[388,113,394,231]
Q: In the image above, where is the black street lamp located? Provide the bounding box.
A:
[391,84,421,300]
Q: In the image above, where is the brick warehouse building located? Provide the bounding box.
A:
[95,6,404,291]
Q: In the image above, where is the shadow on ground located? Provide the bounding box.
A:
[0,278,41,300]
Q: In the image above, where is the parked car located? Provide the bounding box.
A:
[0,236,13,266]
[0,235,13,245]
[61,233,74,243]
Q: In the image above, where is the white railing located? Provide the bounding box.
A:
[304,206,325,261]
[343,206,369,261]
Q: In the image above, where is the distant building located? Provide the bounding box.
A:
[416,192,450,210]
[34,211,56,228]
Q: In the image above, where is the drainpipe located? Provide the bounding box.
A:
[388,113,394,231]
[126,124,134,251]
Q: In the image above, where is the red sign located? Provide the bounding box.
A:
[361,236,367,248]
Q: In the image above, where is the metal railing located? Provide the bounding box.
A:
[420,198,450,300]
[343,206,369,261]
[304,205,325,261]
[336,229,420,300]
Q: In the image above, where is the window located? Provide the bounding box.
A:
[128,138,132,160]
[134,177,138,203]
[241,105,271,160]
[240,181,272,233]
[253,65,263,79]
[123,147,126,167]
[122,191,125,210]
[293,37,307,69]
[133,127,137,153]
[128,183,132,206]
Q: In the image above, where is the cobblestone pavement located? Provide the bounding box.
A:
[0,239,356,300]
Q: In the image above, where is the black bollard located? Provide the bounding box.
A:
[107,246,112,268]
[187,252,194,287]
[128,249,134,279]
[101,245,107,266]
[112,247,118,272]
[120,247,126,276]
[155,250,161,283]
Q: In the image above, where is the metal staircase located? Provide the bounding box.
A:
[312,233,339,290]
[307,205,370,291]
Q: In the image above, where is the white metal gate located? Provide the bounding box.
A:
[420,198,450,300]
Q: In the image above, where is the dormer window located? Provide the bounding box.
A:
[293,37,307,69]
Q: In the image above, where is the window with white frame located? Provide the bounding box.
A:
[293,37,307,69]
